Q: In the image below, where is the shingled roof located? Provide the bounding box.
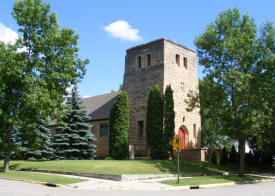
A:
[81,91,120,121]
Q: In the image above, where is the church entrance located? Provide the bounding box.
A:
[177,128,185,149]
[177,125,189,149]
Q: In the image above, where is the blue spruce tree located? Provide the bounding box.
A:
[53,86,96,159]
[24,119,54,160]
[11,120,54,160]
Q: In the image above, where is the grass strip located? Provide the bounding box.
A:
[162,175,266,186]
[0,160,238,174]
[0,170,87,185]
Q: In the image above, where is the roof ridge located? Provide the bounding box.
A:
[82,91,120,100]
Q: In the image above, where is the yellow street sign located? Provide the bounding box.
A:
[173,135,183,149]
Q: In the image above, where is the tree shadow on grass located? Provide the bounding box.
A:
[139,160,237,174]
[8,163,21,170]
[212,175,263,182]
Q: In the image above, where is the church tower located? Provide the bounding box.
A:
[123,38,201,159]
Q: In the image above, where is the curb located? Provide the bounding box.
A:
[82,180,274,191]
[166,178,275,190]
[0,176,69,188]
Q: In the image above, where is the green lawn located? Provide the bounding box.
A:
[162,175,265,186]
[0,160,238,174]
[0,170,87,185]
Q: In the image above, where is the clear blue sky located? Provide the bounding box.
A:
[0,0,274,97]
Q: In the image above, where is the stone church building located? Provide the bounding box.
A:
[81,38,203,160]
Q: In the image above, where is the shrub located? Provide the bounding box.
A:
[211,148,220,165]
[245,150,254,167]
[163,85,175,159]
[229,145,239,165]
[146,85,165,159]
[109,92,129,160]
[220,147,228,165]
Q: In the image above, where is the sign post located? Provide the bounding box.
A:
[173,135,183,184]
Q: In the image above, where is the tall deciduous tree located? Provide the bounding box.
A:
[0,0,88,172]
[53,86,96,160]
[146,85,165,159]
[186,79,234,149]
[109,92,129,160]
[163,85,175,159]
[193,8,274,173]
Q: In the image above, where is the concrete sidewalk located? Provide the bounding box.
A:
[70,176,179,190]
[69,173,275,190]
[36,172,275,191]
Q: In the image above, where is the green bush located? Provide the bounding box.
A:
[109,92,129,160]
[211,149,220,165]
[105,156,113,160]
[252,151,261,167]
[146,85,165,159]
[245,150,254,167]
[163,85,175,159]
[220,147,228,165]
[261,152,273,167]
[229,145,239,165]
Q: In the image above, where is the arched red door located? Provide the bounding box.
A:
[177,128,185,149]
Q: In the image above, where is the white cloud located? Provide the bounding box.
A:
[103,20,142,41]
[0,22,19,44]
[83,95,93,99]
[66,85,74,94]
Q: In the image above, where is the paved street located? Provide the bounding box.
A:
[0,178,274,196]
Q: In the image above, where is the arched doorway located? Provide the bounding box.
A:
[177,125,189,149]
[177,128,185,149]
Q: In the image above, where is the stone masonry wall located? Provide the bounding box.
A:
[123,38,201,158]
[163,39,201,149]
[123,39,164,146]
[90,120,109,158]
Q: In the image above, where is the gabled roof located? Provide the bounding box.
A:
[81,91,120,121]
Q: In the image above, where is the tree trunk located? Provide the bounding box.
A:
[239,137,246,173]
[4,155,10,172]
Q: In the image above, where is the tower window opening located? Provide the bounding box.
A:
[137,121,144,138]
[147,54,151,66]
[176,54,180,66]
[137,56,142,68]
[184,57,188,68]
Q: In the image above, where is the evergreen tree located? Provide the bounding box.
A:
[53,86,96,159]
[220,147,228,165]
[23,120,54,160]
[146,85,165,159]
[211,148,220,165]
[163,85,175,159]
[245,150,254,167]
[229,145,239,165]
[109,92,129,160]
[10,127,25,160]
